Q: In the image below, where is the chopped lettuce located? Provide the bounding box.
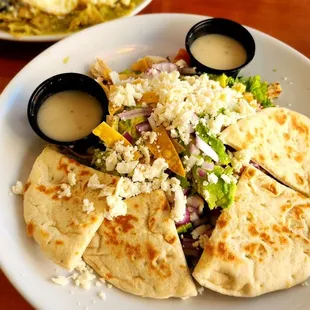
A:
[238,76,274,108]
[195,123,230,165]
[177,223,193,234]
[118,116,146,139]
[208,73,235,88]
[193,165,237,210]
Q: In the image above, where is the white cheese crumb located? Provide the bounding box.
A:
[51,276,69,286]
[221,174,231,184]
[68,172,76,187]
[98,291,106,300]
[301,281,308,287]
[88,174,104,189]
[82,199,95,214]
[105,151,118,171]
[70,290,74,295]
[231,149,253,173]
[95,281,102,287]
[12,181,24,195]
[171,187,187,222]
[105,194,127,220]
[208,173,218,184]
[98,185,115,197]
[107,284,113,289]
[74,260,96,289]
[58,183,71,199]
[99,278,106,284]
[116,161,139,174]
[142,131,158,144]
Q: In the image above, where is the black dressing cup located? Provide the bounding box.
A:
[185,18,256,77]
[27,73,108,149]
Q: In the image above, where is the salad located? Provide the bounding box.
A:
[74,49,282,266]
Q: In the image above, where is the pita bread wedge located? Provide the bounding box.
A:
[193,166,310,297]
[24,147,118,271]
[83,190,197,299]
[220,107,310,197]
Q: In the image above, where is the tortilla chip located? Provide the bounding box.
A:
[220,107,310,197]
[83,190,197,298]
[147,126,185,177]
[193,166,310,297]
[23,147,118,270]
[93,121,131,148]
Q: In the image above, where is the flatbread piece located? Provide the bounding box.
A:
[220,107,310,196]
[193,166,310,297]
[83,190,197,299]
[23,147,118,270]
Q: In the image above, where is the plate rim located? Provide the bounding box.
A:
[0,0,152,42]
[1,12,310,310]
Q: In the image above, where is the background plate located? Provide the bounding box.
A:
[0,0,151,42]
[0,13,309,310]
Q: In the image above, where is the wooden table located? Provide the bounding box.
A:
[0,0,309,308]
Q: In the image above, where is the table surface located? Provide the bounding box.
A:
[0,0,309,308]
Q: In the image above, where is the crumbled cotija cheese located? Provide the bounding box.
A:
[87,174,104,189]
[230,149,253,173]
[220,174,232,184]
[58,183,71,199]
[171,187,187,222]
[12,181,24,195]
[192,225,209,239]
[207,173,218,184]
[51,276,70,286]
[116,161,139,174]
[98,291,106,300]
[83,199,95,214]
[68,172,76,187]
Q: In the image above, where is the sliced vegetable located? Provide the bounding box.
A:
[175,208,190,226]
[135,121,152,134]
[147,126,185,177]
[189,143,200,156]
[195,123,230,165]
[152,62,178,73]
[196,135,219,162]
[173,48,190,65]
[92,121,131,148]
[201,161,214,171]
[176,223,193,234]
[148,115,157,130]
[131,56,167,72]
[118,116,146,140]
[238,75,275,108]
[193,165,237,210]
[118,108,153,120]
[123,132,133,144]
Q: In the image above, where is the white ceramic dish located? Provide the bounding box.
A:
[0,13,310,310]
[0,0,151,42]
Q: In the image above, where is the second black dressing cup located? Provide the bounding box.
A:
[28,73,108,149]
[185,18,256,77]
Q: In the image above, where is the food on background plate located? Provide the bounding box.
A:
[193,166,310,297]
[23,147,119,270]
[220,107,310,197]
[18,47,310,299]
[0,0,143,37]
[83,190,197,299]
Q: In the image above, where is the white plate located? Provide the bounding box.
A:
[1,13,310,310]
[0,0,151,42]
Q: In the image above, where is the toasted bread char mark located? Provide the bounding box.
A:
[27,222,34,237]
[292,114,309,135]
[275,111,287,125]
[261,182,279,195]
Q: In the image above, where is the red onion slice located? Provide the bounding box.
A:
[189,143,200,156]
[196,136,219,162]
[197,168,206,177]
[148,115,157,130]
[135,121,151,134]
[152,62,178,73]
[118,108,153,120]
[175,208,190,226]
[123,132,133,144]
[201,161,214,171]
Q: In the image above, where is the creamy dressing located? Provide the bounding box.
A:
[37,90,103,142]
[190,34,247,70]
